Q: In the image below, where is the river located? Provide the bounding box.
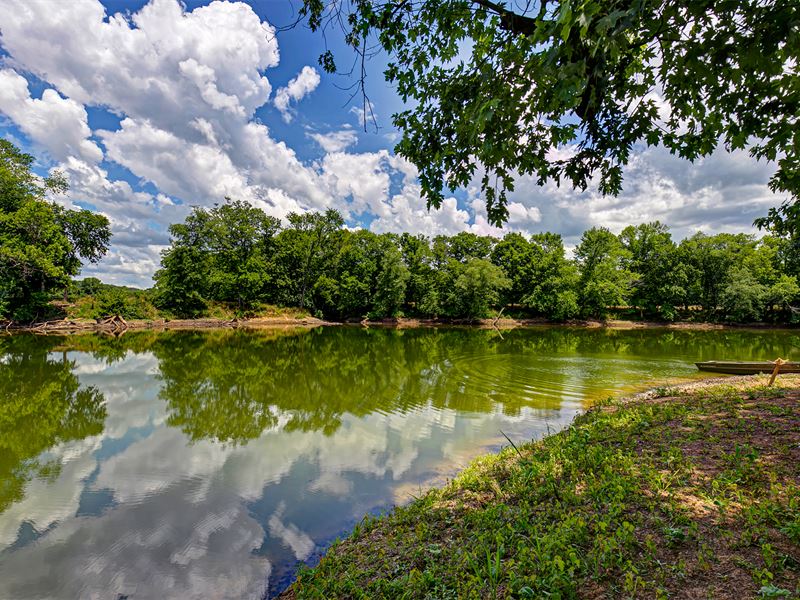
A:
[0,326,797,598]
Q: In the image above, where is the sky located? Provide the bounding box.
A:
[0,0,789,288]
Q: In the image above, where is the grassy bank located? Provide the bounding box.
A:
[284,376,800,599]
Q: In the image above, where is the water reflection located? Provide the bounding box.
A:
[0,326,797,599]
[0,336,105,516]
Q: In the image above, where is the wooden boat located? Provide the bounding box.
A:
[695,361,800,375]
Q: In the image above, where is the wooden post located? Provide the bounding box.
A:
[769,358,786,386]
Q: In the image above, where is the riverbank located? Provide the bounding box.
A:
[0,315,334,334]
[283,375,800,599]
[2,314,797,335]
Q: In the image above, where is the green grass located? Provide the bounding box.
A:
[285,378,800,599]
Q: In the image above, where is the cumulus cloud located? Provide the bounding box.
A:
[308,127,358,153]
[0,0,277,130]
[485,144,789,246]
[274,66,321,122]
[0,0,788,287]
[0,69,102,163]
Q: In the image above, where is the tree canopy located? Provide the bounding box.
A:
[0,140,111,320]
[152,200,799,323]
[300,0,799,225]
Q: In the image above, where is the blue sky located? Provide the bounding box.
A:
[0,0,788,287]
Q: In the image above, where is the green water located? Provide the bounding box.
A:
[0,326,797,598]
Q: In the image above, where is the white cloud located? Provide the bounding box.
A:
[99,118,255,203]
[274,66,320,122]
[0,69,102,163]
[308,127,358,153]
[459,143,788,245]
[0,0,788,287]
[0,0,277,131]
[321,150,393,217]
[370,184,472,237]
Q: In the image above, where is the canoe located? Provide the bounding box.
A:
[695,361,800,375]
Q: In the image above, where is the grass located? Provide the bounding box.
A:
[283,376,800,599]
[54,298,311,322]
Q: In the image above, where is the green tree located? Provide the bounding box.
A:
[205,200,280,308]
[311,230,409,319]
[0,139,110,319]
[679,232,756,314]
[399,232,438,312]
[446,257,510,319]
[491,232,533,305]
[574,227,634,318]
[155,199,280,314]
[154,245,209,317]
[719,267,767,323]
[523,233,579,320]
[619,222,687,319]
[372,235,409,318]
[756,202,800,278]
[303,0,799,224]
[276,209,345,309]
[76,277,103,297]
[314,229,377,318]
[55,206,111,301]
[765,275,800,322]
[445,232,495,262]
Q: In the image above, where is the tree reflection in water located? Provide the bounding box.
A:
[0,326,798,599]
[0,336,106,514]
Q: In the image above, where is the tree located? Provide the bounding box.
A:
[155,200,280,314]
[310,230,409,319]
[491,232,533,305]
[399,232,438,311]
[619,222,687,319]
[301,1,799,225]
[764,274,800,322]
[574,227,634,318]
[55,206,111,300]
[204,200,280,308]
[75,277,103,297]
[679,232,755,313]
[445,232,495,263]
[756,203,800,278]
[277,209,345,309]
[719,267,767,323]
[522,233,579,320]
[447,257,510,319]
[372,235,409,317]
[0,139,110,320]
[154,245,209,317]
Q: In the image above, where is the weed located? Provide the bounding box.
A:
[285,379,800,600]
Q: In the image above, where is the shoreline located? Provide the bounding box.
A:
[2,315,797,335]
[281,374,800,599]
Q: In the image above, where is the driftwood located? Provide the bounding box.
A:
[96,314,129,332]
[492,306,506,327]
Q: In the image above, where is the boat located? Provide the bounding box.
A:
[695,361,800,375]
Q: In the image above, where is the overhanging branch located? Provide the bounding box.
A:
[471,0,539,36]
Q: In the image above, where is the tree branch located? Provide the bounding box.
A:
[471,0,539,36]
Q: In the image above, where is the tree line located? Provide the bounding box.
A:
[1,137,798,325]
[153,200,800,323]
